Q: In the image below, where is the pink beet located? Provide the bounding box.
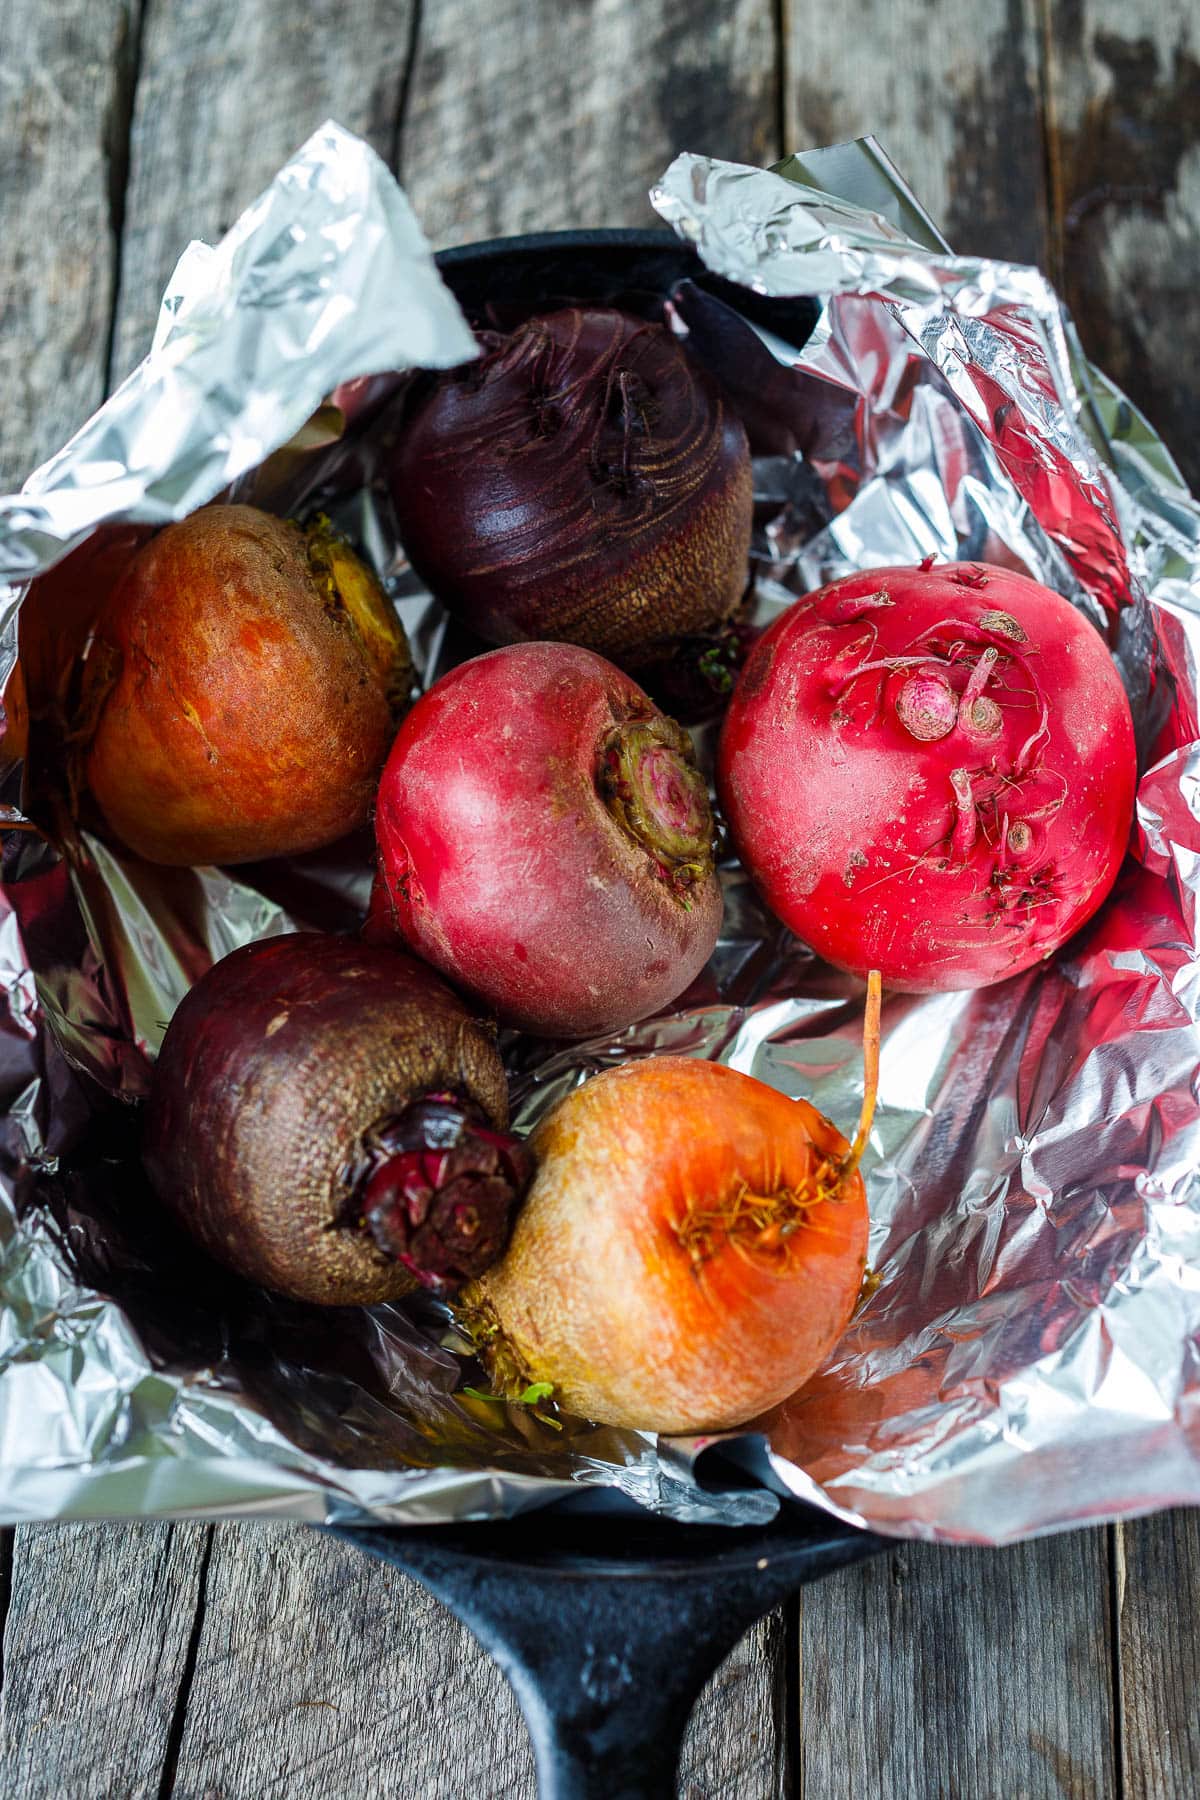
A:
[718,562,1137,991]
[371,643,723,1037]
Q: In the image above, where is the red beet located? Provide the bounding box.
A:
[371,643,723,1037]
[718,562,1137,991]
[143,933,530,1304]
[387,307,753,669]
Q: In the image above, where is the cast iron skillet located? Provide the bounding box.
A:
[324,231,880,1799]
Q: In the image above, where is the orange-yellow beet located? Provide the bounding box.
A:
[82,504,411,866]
[466,1055,871,1434]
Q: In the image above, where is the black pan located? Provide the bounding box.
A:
[328,231,880,1800]
[432,224,825,343]
[335,1504,883,1800]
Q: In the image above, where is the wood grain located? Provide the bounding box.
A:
[0,1522,210,1799]
[1116,1510,1200,1799]
[681,1603,788,1800]
[163,1522,537,1800]
[1040,0,1200,486]
[798,1532,1118,1798]
[0,0,132,491]
[783,0,1051,265]
[399,0,781,247]
[158,1521,784,1799]
[108,0,418,382]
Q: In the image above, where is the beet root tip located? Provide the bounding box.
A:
[355,1095,534,1294]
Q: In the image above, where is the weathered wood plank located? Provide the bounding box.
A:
[164,1522,536,1800]
[162,1521,785,1800]
[1115,1510,1200,1799]
[108,0,418,382]
[681,1602,789,1800]
[798,1531,1117,1798]
[399,0,782,247]
[0,0,131,491]
[0,1521,211,1799]
[1040,0,1200,485]
[783,0,1050,265]
[0,16,208,1795]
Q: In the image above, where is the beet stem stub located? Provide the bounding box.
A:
[357,1096,533,1294]
[674,969,883,1274]
[301,514,415,718]
[895,671,957,741]
[599,715,715,892]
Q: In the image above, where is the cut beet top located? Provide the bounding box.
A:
[143,933,528,1305]
[717,562,1137,991]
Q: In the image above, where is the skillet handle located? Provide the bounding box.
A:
[338,1521,874,1800]
[431,1559,779,1800]
[338,1512,881,1792]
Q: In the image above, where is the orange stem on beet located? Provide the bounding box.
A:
[847,968,883,1175]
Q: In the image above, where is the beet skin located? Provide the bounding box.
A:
[143,933,516,1305]
[465,1054,869,1433]
[389,307,753,669]
[371,642,723,1038]
[718,561,1137,990]
[83,505,412,866]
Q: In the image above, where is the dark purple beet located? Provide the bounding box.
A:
[388,307,753,669]
[143,933,528,1305]
[638,613,762,725]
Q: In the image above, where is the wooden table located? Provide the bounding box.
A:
[1,2,1198,1794]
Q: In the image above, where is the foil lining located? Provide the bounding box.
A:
[0,123,1198,1543]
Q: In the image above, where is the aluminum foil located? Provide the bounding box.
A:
[1,124,1198,1544]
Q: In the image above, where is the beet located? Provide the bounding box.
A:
[718,562,1137,991]
[463,976,880,1433]
[81,505,412,866]
[371,642,723,1038]
[388,307,753,669]
[143,933,529,1305]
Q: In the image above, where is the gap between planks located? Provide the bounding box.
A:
[155,1524,214,1800]
[0,1527,14,1702]
[101,0,148,393]
[388,0,425,181]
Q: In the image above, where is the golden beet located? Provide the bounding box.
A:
[81,504,412,866]
[465,977,880,1434]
